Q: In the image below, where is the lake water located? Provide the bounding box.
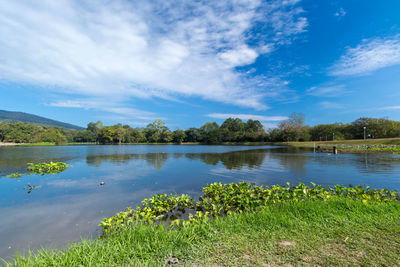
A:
[1,145,400,260]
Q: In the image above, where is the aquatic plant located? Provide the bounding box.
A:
[27,162,71,175]
[100,194,194,233]
[9,199,400,266]
[5,172,23,178]
[23,184,41,194]
[100,182,400,233]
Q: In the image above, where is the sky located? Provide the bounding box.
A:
[0,0,400,129]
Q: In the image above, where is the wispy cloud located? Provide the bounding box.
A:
[49,99,156,120]
[379,106,400,110]
[306,84,348,97]
[329,35,400,76]
[0,0,308,112]
[334,8,346,18]
[318,101,344,109]
[207,113,288,121]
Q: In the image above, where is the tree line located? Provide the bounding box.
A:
[1,114,400,145]
[267,113,400,142]
[0,118,265,144]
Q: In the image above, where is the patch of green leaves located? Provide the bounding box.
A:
[27,162,71,175]
[5,172,23,178]
[198,182,400,216]
[100,182,400,234]
[100,194,194,233]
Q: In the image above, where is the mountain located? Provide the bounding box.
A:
[0,110,84,130]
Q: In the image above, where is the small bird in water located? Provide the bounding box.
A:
[100,182,105,186]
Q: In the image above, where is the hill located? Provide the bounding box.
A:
[0,110,84,130]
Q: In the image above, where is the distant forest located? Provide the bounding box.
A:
[1,113,400,144]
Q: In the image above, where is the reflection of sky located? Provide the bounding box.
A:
[1,145,400,259]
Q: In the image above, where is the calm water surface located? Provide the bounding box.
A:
[1,145,400,259]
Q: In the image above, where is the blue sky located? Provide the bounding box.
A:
[1,0,400,129]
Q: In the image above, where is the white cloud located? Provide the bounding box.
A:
[207,113,288,121]
[306,85,348,97]
[219,45,259,67]
[330,35,400,76]
[0,0,307,112]
[334,8,346,18]
[318,101,344,109]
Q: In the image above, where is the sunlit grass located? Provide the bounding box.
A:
[7,199,400,266]
[285,137,400,146]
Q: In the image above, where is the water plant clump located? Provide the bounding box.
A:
[23,184,41,194]
[100,182,400,234]
[100,194,194,233]
[5,172,23,178]
[27,161,71,175]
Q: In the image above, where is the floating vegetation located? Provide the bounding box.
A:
[23,184,41,194]
[5,172,23,178]
[27,162,71,175]
[100,182,400,234]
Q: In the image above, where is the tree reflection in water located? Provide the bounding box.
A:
[85,149,268,170]
[86,153,170,170]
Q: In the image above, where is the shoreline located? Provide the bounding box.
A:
[2,140,400,154]
[7,182,400,266]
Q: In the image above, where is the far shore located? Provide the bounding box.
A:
[0,142,19,146]
[2,139,400,154]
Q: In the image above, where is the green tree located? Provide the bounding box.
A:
[172,129,186,143]
[200,122,220,143]
[309,123,344,141]
[266,128,284,142]
[74,130,96,142]
[98,127,115,144]
[278,112,305,141]
[160,130,173,143]
[36,127,67,145]
[147,119,169,143]
[87,121,103,133]
[244,119,265,141]
[185,128,202,142]
[114,126,126,144]
[220,118,245,142]
[147,119,167,132]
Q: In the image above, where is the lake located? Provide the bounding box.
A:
[1,144,400,260]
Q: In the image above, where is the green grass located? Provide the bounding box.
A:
[7,199,400,266]
[284,137,400,146]
[280,138,400,153]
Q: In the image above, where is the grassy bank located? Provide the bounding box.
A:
[6,181,400,266]
[280,138,400,153]
[7,199,400,266]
